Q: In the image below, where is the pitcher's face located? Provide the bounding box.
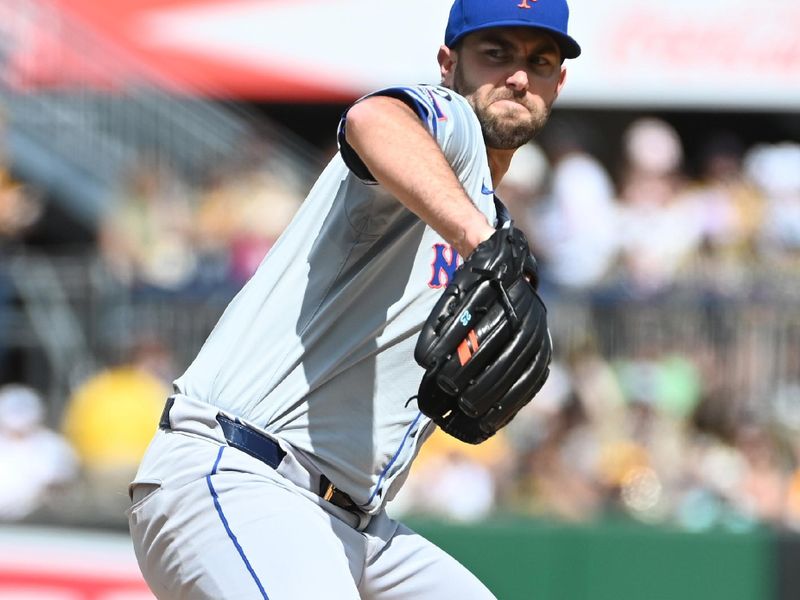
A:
[440,27,567,149]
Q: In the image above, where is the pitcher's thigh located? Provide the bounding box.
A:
[359,523,496,600]
[130,472,362,600]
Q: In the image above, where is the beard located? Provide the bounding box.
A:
[453,65,552,150]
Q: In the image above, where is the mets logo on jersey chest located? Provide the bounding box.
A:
[428,243,461,288]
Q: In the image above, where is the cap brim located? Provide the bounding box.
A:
[447,22,581,59]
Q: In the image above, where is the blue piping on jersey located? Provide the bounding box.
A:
[366,411,424,505]
[206,446,270,600]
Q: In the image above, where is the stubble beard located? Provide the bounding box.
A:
[453,66,552,150]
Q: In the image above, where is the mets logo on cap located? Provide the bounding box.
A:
[517,0,537,8]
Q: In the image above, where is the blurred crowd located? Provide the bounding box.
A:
[499,117,800,299]
[393,333,800,532]
[2,113,800,533]
[0,111,43,384]
[0,334,171,523]
[98,142,308,300]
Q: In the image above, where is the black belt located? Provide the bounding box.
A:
[159,398,361,515]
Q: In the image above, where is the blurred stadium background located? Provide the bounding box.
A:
[0,0,799,598]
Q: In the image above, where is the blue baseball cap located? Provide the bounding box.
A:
[445,0,581,59]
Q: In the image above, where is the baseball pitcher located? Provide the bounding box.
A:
[127,0,580,597]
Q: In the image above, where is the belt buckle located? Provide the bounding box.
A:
[318,476,370,530]
[322,482,337,503]
[319,476,353,510]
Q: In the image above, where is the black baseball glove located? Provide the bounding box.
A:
[414,225,552,444]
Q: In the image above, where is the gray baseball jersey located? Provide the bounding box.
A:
[172,85,497,514]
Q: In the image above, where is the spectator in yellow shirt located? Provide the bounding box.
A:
[62,336,171,511]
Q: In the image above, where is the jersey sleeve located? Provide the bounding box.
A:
[337,85,481,184]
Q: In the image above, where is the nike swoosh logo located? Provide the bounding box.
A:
[481,181,494,195]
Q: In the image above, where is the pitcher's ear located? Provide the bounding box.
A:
[438,45,457,85]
